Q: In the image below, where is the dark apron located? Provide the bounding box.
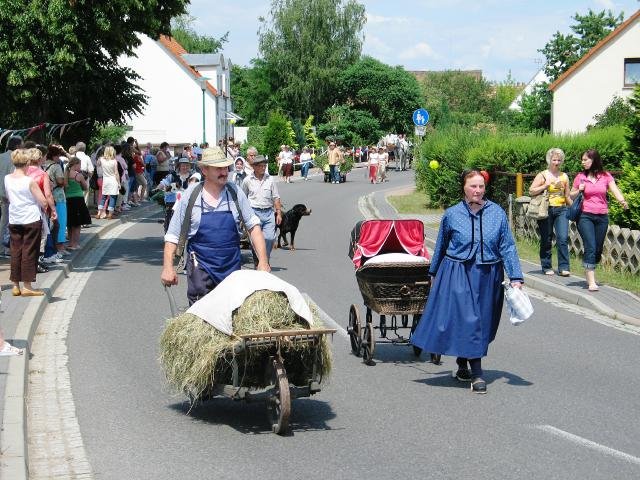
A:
[186,192,241,304]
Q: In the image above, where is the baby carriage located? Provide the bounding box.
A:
[347,219,440,365]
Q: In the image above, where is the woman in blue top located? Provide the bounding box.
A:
[411,169,524,394]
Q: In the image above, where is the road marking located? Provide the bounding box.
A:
[526,289,640,336]
[535,425,640,467]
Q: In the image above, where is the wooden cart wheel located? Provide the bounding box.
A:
[401,314,409,328]
[379,314,387,338]
[348,304,362,356]
[266,358,291,435]
[362,323,376,365]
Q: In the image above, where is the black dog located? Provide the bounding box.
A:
[275,204,312,250]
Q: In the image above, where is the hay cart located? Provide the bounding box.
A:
[347,220,441,365]
[165,286,335,434]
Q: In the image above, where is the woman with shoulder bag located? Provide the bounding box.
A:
[569,149,628,292]
[529,148,572,276]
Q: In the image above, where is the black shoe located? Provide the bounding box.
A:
[37,263,49,273]
[454,368,472,382]
[471,377,487,394]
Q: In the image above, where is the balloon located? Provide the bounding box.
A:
[429,160,440,170]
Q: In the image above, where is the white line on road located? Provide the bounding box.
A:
[535,425,640,467]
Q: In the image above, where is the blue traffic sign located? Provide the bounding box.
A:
[413,108,429,126]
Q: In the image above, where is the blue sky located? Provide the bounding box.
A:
[187,0,639,83]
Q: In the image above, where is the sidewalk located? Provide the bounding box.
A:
[362,188,640,327]
[0,202,158,480]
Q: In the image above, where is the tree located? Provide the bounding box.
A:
[539,9,624,82]
[590,96,634,129]
[336,56,422,134]
[171,14,228,54]
[0,0,189,138]
[517,83,552,131]
[609,84,640,230]
[231,61,279,125]
[263,111,294,173]
[420,71,494,126]
[303,115,321,150]
[258,0,366,120]
[317,105,381,145]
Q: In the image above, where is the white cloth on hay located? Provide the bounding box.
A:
[186,270,314,336]
[364,252,429,265]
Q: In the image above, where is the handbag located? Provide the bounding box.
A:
[89,171,99,191]
[527,191,549,220]
[567,191,583,222]
[503,281,534,325]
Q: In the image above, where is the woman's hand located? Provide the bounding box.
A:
[510,281,523,289]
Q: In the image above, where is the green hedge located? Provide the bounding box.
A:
[417,125,628,210]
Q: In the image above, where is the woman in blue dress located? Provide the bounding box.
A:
[411,169,524,394]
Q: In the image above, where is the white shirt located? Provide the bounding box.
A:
[369,153,379,165]
[279,151,294,164]
[75,151,94,174]
[300,152,312,163]
[5,175,41,224]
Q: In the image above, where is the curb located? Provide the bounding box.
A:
[0,205,157,480]
[359,190,640,328]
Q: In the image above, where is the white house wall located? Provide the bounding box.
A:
[119,35,218,145]
[552,21,640,134]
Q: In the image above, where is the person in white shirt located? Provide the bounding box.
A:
[299,147,313,181]
[378,146,389,183]
[367,146,379,184]
[74,141,94,207]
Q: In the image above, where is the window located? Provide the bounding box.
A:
[624,58,640,87]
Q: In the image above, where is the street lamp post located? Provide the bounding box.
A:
[197,77,210,145]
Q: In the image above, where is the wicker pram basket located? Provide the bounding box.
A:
[356,261,430,315]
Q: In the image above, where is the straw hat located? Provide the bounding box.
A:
[199,146,232,167]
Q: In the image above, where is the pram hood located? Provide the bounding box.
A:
[349,219,429,269]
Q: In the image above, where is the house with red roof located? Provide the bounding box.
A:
[119,35,240,145]
[549,10,640,134]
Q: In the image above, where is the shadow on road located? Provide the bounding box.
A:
[168,397,336,435]
[413,369,534,389]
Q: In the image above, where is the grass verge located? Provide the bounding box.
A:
[387,190,444,215]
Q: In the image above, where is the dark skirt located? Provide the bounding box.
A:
[66,196,92,227]
[282,163,293,177]
[410,256,504,359]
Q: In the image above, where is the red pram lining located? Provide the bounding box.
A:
[351,219,429,269]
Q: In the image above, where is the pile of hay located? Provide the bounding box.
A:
[159,290,332,402]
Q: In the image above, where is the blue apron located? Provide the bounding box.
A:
[187,191,241,289]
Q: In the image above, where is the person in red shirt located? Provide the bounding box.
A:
[133,150,147,202]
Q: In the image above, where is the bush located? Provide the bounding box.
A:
[89,123,128,151]
[416,125,627,209]
[609,160,640,230]
[245,125,267,154]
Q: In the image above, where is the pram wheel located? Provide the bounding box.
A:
[410,314,420,335]
[362,323,375,365]
[379,315,387,338]
[348,304,362,356]
[401,314,409,328]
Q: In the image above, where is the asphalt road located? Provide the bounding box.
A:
[67,170,640,479]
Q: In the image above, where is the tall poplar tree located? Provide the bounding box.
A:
[258,0,366,120]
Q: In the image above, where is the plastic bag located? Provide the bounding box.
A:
[503,281,534,325]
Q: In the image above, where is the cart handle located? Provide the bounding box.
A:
[238,328,337,339]
[164,285,178,317]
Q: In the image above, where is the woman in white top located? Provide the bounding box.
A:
[368,146,379,184]
[299,147,313,180]
[95,146,121,219]
[378,146,388,183]
[4,148,48,297]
